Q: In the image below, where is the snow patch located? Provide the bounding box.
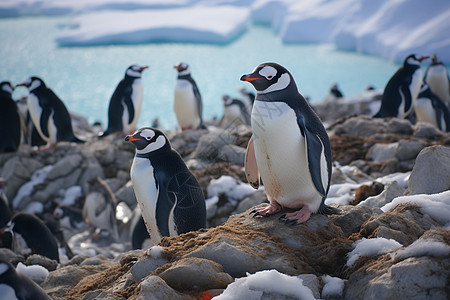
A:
[347,237,402,267]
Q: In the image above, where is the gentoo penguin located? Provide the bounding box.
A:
[0,212,59,262]
[82,177,119,241]
[240,62,337,224]
[329,82,343,98]
[424,54,450,106]
[416,83,450,132]
[0,178,12,228]
[239,87,255,116]
[16,77,83,147]
[0,260,51,300]
[374,54,429,118]
[0,82,21,153]
[125,127,206,245]
[101,64,148,137]
[173,62,205,131]
[219,94,251,128]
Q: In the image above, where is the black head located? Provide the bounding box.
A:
[430,54,441,65]
[403,54,429,68]
[125,65,148,78]
[125,127,170,154]
[0,82,14,96]
[174,62,190,74]
[240,62,294,93]
[16,76,45,90]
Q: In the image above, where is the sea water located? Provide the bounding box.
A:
[0,16,399,131]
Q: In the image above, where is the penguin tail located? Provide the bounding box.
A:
[72,136,85,143]
[373,111,382,118]
[318,201,339,216]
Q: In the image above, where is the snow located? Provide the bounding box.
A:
[347,237,402,267]
[207,175,256,202]
[16,262,49,284]
[392,238,450,261]
[213,269,316,300]
[12,165,53,209]
[1,0,449,62]
[60,186,83,206]
[381,191,450,226]
[148,245,164,259]
[321,275,345,299]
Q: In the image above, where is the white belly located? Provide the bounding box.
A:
[27,93,57,144]
[402,69,422,118]
[130,157,162,244]
[416,98,438,128]
[123,79,144,133]
[174,80,200,129]
[251,101,322,212]
[426,67,450,105]
[222,105,246,128]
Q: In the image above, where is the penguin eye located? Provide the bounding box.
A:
[267,75,273,79]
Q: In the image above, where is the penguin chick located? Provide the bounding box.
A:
[101,64,148,137]
[125,127,206,245]
[374,54,428,119]
[241,62,338,224]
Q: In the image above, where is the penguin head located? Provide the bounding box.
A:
[240,62,293,93]
[125,127,170,154]
[126,65,148,78]
[174,62,190,75]
[16,77,45,91]
[222,95,232,105]
[0,82,14,95]
[403,54,429,68]
[430,54,441,65]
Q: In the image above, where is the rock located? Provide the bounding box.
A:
[159,257,233,291]
[47,154,82,181]
[299,274,321,299]
[0,248,24,265]
[217,144,245,166]
[115,181,137,207]
[190,130,236,162]
[407,146,450,195]
[328,205,382,237]
[130,254,168,282]
[352,181,384,204]
[136,276,193,300]
[358,181,404,208]
[394,139,426,161]
[233,190,266,215]
[25,254,58,271]
[413,122,439,139]
[366,143,398,162]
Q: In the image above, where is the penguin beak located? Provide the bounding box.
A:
[419,56,429,61]
[16,82,27,87]
[140,66,149,71]
[240,74,259,82]
[125,135,141,142]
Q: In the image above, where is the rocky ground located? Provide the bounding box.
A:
[1,91,449,299]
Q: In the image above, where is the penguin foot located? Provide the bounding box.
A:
[39,144,55,151]
[282,206,312,224]
[251,202,282,217]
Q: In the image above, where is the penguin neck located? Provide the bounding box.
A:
[255,82,299,104]
[124,74,141,82]
[136,147,171,159]
[177,73,192,80]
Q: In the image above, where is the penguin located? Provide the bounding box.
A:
[173,62,205,131]
[0,260,51,300]
[374,54,429,119]
[424,54,450,107]
[125,127,206,245]
[219,94,251,128]
[415,83,450,132]
[16,77,83,147]
[130,210,151,249]
[329,82,344,98]
[53,204,87,240]
[239,87,255,116]
[101,64,148,137]
[0,178,12,229]
[82,177,119,241]
[240,62,337,224]
[0,81,21,153]
[0,212,59,262]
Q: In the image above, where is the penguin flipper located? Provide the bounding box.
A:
[244,136,260,189]
[124,93,135,125]
[400,82,413,115]
[39,107,51,139]
[297,116,327,197]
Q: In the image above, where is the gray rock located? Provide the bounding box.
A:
[366,143,398,162]
[408,146,450,195]
[413,122,439,139]
[328,205,383,237]
[395,139,426,161]
[32,169,82,204]
[190,130,236,162]
[131,255,168,282]
[358,181,405,208]
[136,276,193,300]
[115,181,137,207]
[47,154,82,181]
[299,274,321,299]
[233,190,266,215]
[218,144,245,166]
[159,257,233,291]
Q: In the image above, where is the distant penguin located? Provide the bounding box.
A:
[0,178,12,228]
[416,83,450,132]
[0,260,51,300]
[83,177,119,241]
[53,204,87,240]
[329,82,344,98]
[219,94,251,128]
[101,65,148,137]
[173,62,205,131]
[0,82,21,153]
[16,77,83,147]
[125,127,206,245]
[241,62,337,224]
[238,87,255,116]
[424,54,450,106]
[0,212,59,262]
[374,54,429,118]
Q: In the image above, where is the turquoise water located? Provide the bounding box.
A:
[0,16,400,131]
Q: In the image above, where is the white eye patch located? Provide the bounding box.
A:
[140,129,155,140]
[2,83,13,94]
[259,66,277,80]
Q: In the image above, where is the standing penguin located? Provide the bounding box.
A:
[374,54,428,118]
[424,54,450,107]
[173,62,205,131]
[101,64,148,137]
[0,82,21,153]
[241,62,337,224]
[0,212,59,262]
[415,83,450,132]
[16,77,83,147]
[219,94,251,128]
[0,260,51,300]
[125,127,206,245]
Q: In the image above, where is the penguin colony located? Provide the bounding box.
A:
[1,54,449,297]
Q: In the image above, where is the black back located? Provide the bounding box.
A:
[0,82,21,153]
